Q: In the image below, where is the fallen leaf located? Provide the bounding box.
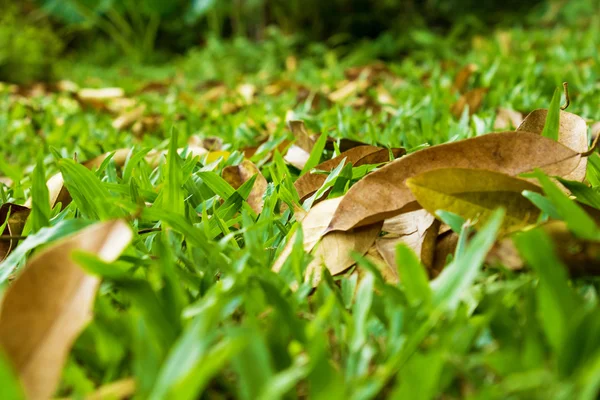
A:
[431,230,459,277]
[0,220,132,400]
[0,204,30,262]
[188,136,223,151]
[287,120,315,153]
[77,88,125,110]
[452,64,478,93]
[365,246,399,283]
[306,222,382,286]
[407,168,541,233]
[283,145,310,170]
[328,131,582,232]
[328,80,363,103]
[272,197,343,273]
[24,172,71,211]
[517,109,588,181]
[294,146,403,201]
[494,108,523,130]
[112,105,146,131]
[222,160,268,214]
[451,87,488,117]
[376,209,440,273]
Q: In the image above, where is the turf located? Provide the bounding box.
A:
[1,4,600,399]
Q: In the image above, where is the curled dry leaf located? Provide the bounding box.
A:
[376,209,440,275]
[494,108,523,130]
[222,160,268,214]
[287,120,315,153]
[112,105,146,131]
[24,172,71,211]
[451,87,488,117]
[294,146,404,201]
[0,220,133,400]
[0,203,30,262]
[272,197,343,273]
[306,222,382,286]
[517,109,588,181]
[452,63,478,93]
[328,131,582,232]
[284,120,317,170]
[407,168,541,233]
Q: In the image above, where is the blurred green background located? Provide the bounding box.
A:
[1,0,588,84]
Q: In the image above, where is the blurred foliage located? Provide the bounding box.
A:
[32,0,546,63]
[0,2,64,84]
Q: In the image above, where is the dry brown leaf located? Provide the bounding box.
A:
[0,203,30,262]
[272,197,343,273]
[431,230,459,277]
[188,136,223,151]
[306,222,382,286]
[452,64,478,93]
[517,109,588,181]
[328,131,583,232]
[24,172,71,211]
[364,245,399,283]
[283,145,311,170]
[324,137,367,153]
[376,209,440,273]
[112,105,146,131]
[494,108,523,130]
[451,87,488,117]
[294,146,403,201]
[344,63,392,82]
[287,120,316,153]
[0,220,132,400]
[222,160,268,214]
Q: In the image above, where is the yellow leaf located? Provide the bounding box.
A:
[407,168,541,233]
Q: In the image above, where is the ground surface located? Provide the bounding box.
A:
[1,9,600,400]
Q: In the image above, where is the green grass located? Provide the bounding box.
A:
[1,4,600,399]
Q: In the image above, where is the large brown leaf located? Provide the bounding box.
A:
[328,131,582,232]
[0,220,132,400]
[517,109,588,181]
[294,146,404,201]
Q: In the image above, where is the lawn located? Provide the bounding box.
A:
[1,1,600,399]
